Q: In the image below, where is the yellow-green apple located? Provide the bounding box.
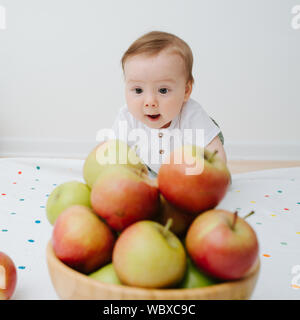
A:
[83,139,148,188]
[155,194,196,237]
[89,263,122,285]
[46,181,91,225]
[0,252,17,300]
[178,257,219,288]
[186,209,259,280]
[158,146,231,214]
[112,220,186,288]
[52,205,115,274]
[91,166,160,231]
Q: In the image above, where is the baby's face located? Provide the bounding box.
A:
[123,50,192,129]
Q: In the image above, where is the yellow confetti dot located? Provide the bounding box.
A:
[291,284,300,289]
[250,201,256,204]
[236,190,240,192]
[271,214,276,217]
[296,232,300,235]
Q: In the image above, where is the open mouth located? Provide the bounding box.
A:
[146,114,161,121]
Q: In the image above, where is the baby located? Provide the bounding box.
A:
[104,31,227,175]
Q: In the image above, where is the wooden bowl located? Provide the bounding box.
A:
[46,241,260,300]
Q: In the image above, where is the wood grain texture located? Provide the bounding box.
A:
[46,241,260,300]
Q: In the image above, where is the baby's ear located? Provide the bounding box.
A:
[184,80,193,101]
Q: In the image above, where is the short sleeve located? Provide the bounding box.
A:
[180,99,221,146]
[111,104,136,148]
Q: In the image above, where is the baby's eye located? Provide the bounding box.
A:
[134,88,143,94]
[159,88,169,94]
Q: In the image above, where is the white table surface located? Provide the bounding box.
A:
[0,158,299,300]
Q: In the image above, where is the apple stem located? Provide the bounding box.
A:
[231,211,238,230]
[163,218,173,237]
[208,150,218,162]
[243,211,255,220]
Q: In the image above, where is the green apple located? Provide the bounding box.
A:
[112,219,186,288]
[179,257,219,289]
[83,139,148,188]
[89,263,122,285]
[46,181,91,225]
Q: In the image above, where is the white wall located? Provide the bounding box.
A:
[0,0,300,160]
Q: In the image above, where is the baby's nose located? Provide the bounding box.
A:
[145,103,157,107]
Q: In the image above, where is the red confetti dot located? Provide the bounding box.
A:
[13,182,16,184]
[265,195,269,197]
[263,254,271,258]
[284,208,290,211]
[1,193,6,196]
[18,171,22,174]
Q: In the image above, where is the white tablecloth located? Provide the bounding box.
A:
[0,158,299,300]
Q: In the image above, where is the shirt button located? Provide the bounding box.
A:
[158,132,163,138]
[159,149,164,154]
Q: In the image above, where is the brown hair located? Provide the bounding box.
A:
[121,31,194,85]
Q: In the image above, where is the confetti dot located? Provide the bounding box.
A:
[18,266,26,270]
[236,208,241,211]
[256,222,262,225]
[13,182,17,184]
[19,199,25,201]
[45,194,49,197]
[284,208,290,211]
[28,239,35,243]
[280,242,287,245]
[35,220,41,224]
[297,202,300,205]
[236,190,240,193]
[277,190,283,193]
[271,214,276,217]
[53,184,57,186]
[263,254,271,258]
[296,232,300,235]
[11,212,16,215]
[31,187,35,190]
[40,205,45,208]
[250,201,256,204]
[36,166,40,170]
[291,284,300,289]
[18,171,22,175]
[35,179,39,182]
[265,195,270,198]
[1,229,8,232]
[1,193,6,196]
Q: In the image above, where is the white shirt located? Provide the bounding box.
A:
[110,98,221,174]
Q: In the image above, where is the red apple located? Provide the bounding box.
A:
[113,220,186,288]
[155,194,196,237]
[186,209,259,280]
[52,205,115,274]
[0,252,17,300]
[91,166,160,231]
[158,146,231,214]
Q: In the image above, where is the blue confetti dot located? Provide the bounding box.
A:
[11,212,16,215]
[19,198,25,201]
[28,239,35,243]
[46,194,49,197]
[53,184,57,186]
[277,190,283,193]
[2,229,8,232]
[36,166,40,170]
[297,202,300,205]
[31,187,35,190]
[40,205,45,208]
[35,179,39,181]
[18,266,26,270]
[35,220,41,224]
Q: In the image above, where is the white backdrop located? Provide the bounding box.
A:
[0,0,300,160]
